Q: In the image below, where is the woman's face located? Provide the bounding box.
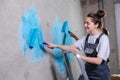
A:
[84,17,98,33]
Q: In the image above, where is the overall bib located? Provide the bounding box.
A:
[84,33,110,80]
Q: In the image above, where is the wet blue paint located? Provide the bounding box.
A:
[19,8,73,73]
[52,17,73,73]
[19,8,45,63]
[61,21,73,63]
[27,28,39,49]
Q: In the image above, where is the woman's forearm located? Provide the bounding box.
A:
[56,45,79,53]
[56,45,70,51]
[80,55,103,65]
[45,42,79,53]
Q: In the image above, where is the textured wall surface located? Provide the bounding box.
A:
[0,0,84,80]
[103,0,120,74]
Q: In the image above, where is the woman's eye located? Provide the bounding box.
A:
[86,22,89,25]
[84,22,89,25]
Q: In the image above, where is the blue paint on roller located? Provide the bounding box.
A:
[27,28,39,49]
[19,7,45,63]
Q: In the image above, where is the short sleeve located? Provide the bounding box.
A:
[97,35,110,61]
[74,36,86,51]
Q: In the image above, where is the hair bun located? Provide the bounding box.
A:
[96,10,105,19]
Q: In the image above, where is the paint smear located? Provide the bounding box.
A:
[19,8,45,63]
[52,17,73,73]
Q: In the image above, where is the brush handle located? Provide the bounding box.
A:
[43,42,54,49]
[29,46,33,49]
[68,31,79,40]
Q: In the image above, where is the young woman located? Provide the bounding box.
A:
[45,10,110,80]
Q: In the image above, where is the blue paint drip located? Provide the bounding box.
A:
[19,8,45,63]
[52,17,73,73]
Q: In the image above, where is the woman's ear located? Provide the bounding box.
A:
[95,23,99,28]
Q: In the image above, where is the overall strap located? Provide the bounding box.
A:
[95,33,104,45]
[84,34,90,50]
[84,33,104,51]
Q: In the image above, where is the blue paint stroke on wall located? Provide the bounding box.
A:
[52,17,73,73]
[19,8,45,63]
[61,21,73,63]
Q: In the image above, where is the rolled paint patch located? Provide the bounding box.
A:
[19,7,45,63]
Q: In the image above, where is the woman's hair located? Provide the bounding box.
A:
[87,10,109,35]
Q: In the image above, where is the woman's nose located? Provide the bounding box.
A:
[84,23,87,27]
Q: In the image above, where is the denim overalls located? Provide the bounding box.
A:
[84,33,110,80]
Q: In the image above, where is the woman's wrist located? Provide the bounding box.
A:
[54,44,58,48]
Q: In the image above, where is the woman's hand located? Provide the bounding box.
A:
[43,42,57,49]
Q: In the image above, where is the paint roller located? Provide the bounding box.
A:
[61,21,79,40]
[25,27,46,52]
[42,21,69,49]
[21,16,38,49]
[26,28,39,49]
[68,31,79,40]
[61,21,74,80]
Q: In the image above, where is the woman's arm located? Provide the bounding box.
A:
[45,42,103,65]
[45,42,79,53]
[80,55,103,65]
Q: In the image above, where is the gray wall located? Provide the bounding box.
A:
[0,0,85,80]
[103,0,120,74]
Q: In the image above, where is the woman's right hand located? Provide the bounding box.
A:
[43,42,57,49]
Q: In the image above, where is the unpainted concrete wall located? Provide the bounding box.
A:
[80,0,120,74]
[103,0,120,74]
[0,0,85,80]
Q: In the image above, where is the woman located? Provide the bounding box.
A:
[45,10,110,80]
